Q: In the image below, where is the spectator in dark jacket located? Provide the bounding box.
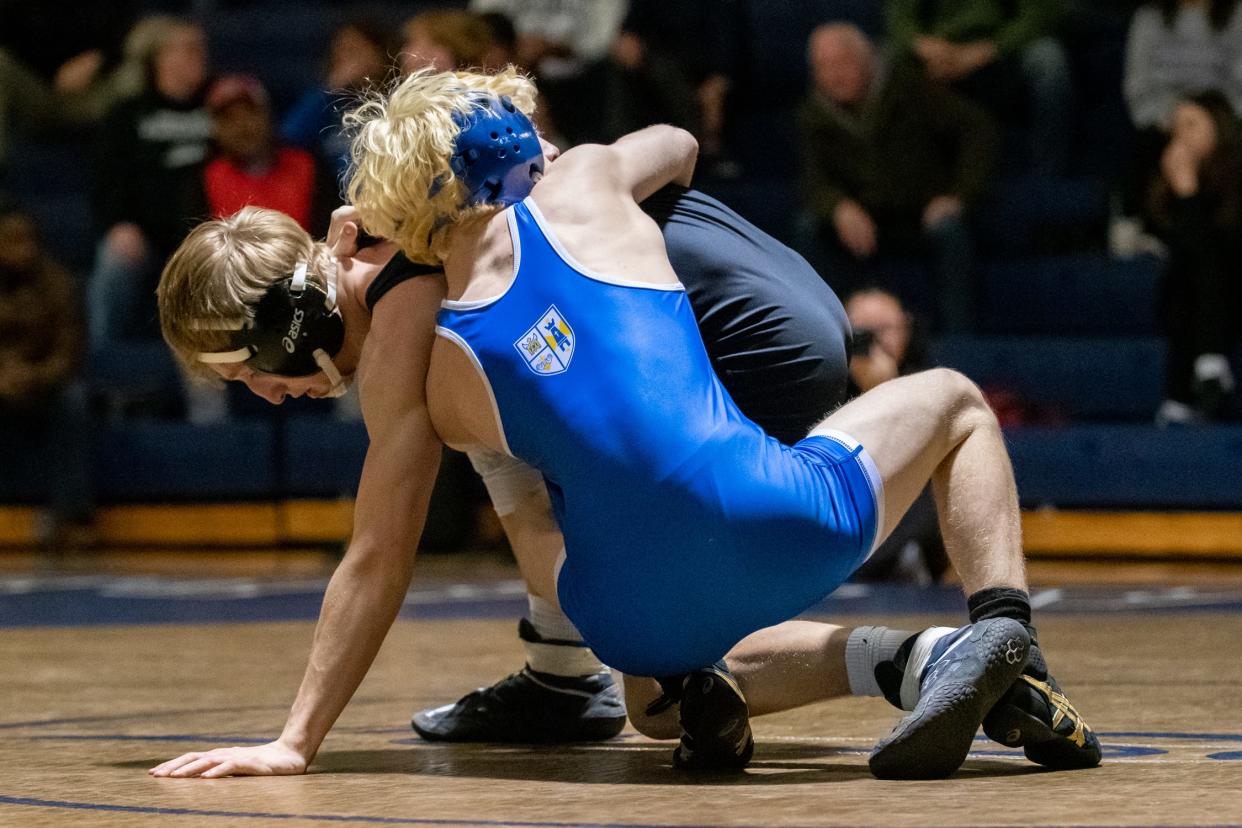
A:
[608,0,741,168]
[1147,91,1242,423]
[0,202,93,549]
[887,0,1072,176]
[88,16,211,344]
[798,24,999,333]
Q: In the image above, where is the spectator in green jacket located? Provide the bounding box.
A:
[887,0,1071,176]
[797,23,998,333]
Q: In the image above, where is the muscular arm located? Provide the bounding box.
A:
[607,124,699,201]
[279,317,443,761]
[151,278,444,778]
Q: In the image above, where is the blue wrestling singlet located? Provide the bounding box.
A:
[436,198,883,677]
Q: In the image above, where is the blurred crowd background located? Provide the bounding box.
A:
[2,0,1240,576]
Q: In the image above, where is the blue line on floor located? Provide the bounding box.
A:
[0,795,873,828]
[1,795,1239,828]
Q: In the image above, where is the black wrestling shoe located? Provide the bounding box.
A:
[663,661,754,771]
[869,619,1029,780]
[412,620,626,743]
[982,641,1101,770]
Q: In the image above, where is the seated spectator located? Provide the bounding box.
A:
[1147,92,1242,423]
[281,18,395,181]
[198,75,336,238]
[797,24,999,334]
[400,10,495,74]
[0,2,142,173]
[398,10,570,145]
[1119,0,1242,226]
[608,0,741,169]
[476,11,519,71]
[887,0,1073,176]
[468,0,627,144]
[88,16,211,344]
[843,287,946,584]
[0,202,93,550]
[468,0,624,73]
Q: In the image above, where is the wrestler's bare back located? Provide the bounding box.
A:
[424,137,693,453]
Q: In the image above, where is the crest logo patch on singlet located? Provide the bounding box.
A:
[514,305,575,376]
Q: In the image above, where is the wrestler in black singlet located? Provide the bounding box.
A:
[366,185,852,440]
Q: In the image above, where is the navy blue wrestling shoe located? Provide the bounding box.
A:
[982,640,1101,770]
[654,661,753,771]
[411,620,626,743]
[869,619,1030,779]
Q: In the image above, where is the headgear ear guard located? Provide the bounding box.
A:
[448,94,545,207]
[194,262,349,397]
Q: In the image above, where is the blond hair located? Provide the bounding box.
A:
[344,66,537,263]
[157,206,335,379]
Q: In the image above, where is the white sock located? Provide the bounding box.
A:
[1195,353,1235,392]
[527,594,584,642]
[525,594,606,677]
[845,625,915,698]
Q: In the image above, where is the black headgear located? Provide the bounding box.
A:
[195,262,347,390]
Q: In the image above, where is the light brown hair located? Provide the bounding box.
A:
[157,207,334,378]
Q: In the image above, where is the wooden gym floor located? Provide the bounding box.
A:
[3,550,1242,827]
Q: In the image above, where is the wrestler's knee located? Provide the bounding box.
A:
[922,367,996,437]
[933,367,993,434]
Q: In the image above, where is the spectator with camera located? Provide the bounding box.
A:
[844,286,946,584]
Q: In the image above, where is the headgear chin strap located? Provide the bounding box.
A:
[448,94,544,207]
[194,261,349,398]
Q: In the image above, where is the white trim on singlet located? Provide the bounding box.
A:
[441,208,523,311]
[521,197,685,293]
[433,325,514,457]
[806,425,887,561]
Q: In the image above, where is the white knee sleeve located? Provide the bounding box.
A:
[466,448,546,517]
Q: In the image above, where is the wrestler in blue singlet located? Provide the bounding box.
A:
[437,198,883,677]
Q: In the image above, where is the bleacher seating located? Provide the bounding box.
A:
[981,253,1162,336]
[1008,425,1242,508]
[933,336,1166,421]
[2,0,1240,519]
[97,420,277,500]
[977,176,1110,258]
[282,416,368,497]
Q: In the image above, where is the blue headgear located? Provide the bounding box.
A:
[448,94,544,207]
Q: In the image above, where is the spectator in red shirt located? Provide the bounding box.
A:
[200,74,336,236]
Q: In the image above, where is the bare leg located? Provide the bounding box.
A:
[498,484,564,604]
[409,453,627,745]
[726,621,852,714]
[814,368,1026,595]
[624,620,856,738]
